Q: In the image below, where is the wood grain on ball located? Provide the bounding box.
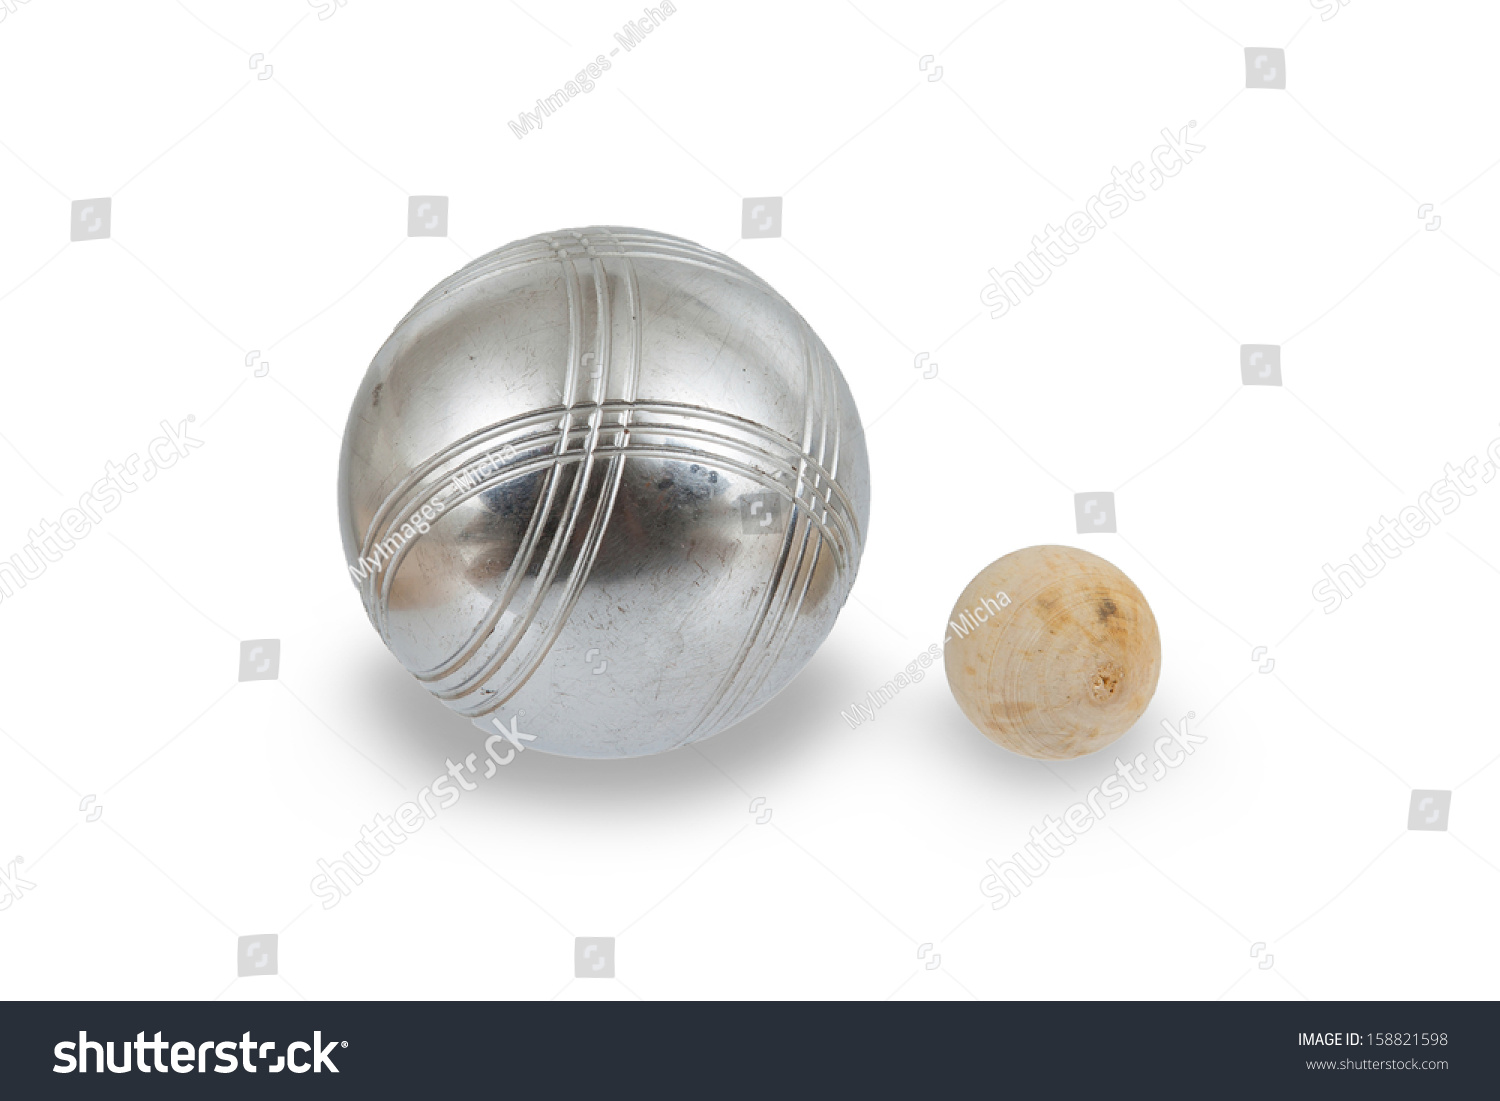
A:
[944,545,1160,760]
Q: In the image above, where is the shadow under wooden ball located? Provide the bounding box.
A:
[944,545,1160,760]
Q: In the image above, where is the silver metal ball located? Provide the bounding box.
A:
[338,227,870,758]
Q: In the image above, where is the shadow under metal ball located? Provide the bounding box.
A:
[338,226,870,758]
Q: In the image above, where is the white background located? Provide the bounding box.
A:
[1,0,1498,1001]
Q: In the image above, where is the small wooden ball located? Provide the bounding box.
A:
[943,545,1160,760]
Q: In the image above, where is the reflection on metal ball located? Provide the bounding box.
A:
[338,227,869,758]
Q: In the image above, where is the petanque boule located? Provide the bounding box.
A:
[338,226,869,758]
